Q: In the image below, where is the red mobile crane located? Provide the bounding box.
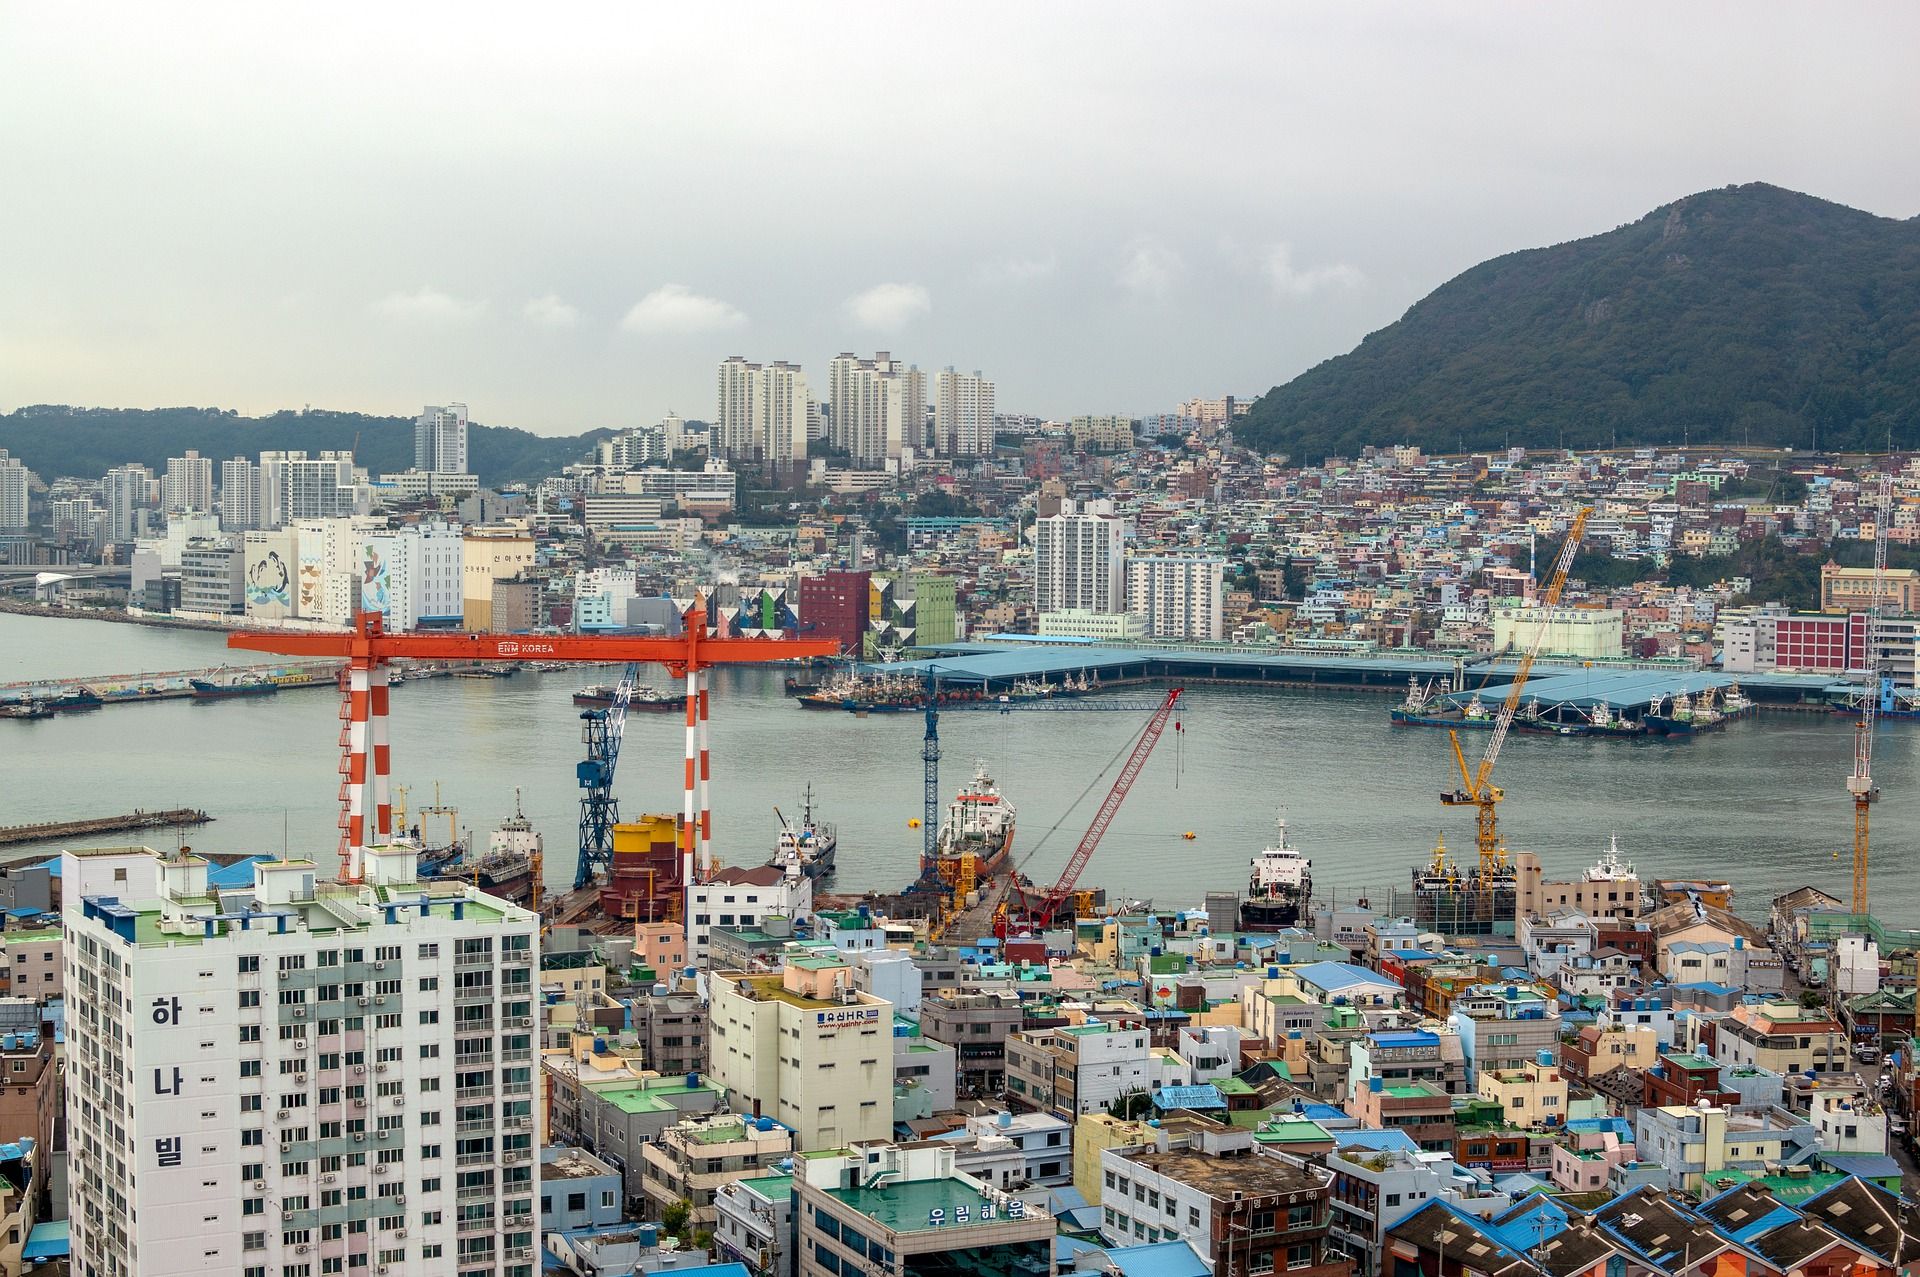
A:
[996,686,1183,937]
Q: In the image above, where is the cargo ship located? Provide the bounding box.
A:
[1238,811,1312,931]
[936,760,1017,877]
[572,683,679,711]
[189,676,279,701]
[47,687,103,712]
[455,792,540,907]
[770,785,837,879]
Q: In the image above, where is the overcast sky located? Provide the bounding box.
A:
[3,3,1917,435]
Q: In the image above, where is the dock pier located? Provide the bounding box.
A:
[0,808,213,849]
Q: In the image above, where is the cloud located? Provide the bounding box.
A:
[370,286,487,326]
[1261,244,1365,296]
[975,253,1058,286]
[1117,239,1184,299]
[844,282,931,332]
[522,292,581,328]
[619,284,748,336]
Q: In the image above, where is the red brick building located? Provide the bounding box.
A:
[797,568,871,656]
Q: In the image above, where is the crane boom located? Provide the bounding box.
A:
[1011,687,1183,928]
[1442,508,1591,876]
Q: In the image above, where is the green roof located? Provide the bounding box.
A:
[596,1078,723,1115]
[0,930,61,945]
[828,1177,1020,1234]
[1385,1085,1437,1099]
[735,1173,794,1203]
[1253,1118,1331,1144]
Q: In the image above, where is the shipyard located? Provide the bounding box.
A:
[10,11,1920,1272]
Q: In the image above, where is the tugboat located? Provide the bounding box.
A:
[936,760,1017,878]
[769,785,837,880]
[1238,811,1312,932]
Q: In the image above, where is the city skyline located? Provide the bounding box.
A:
[4,4,1918,434]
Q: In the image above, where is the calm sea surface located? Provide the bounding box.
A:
[1,610,1914,926]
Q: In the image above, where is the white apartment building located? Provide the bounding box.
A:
[51,497,101,545]
[596,424,670,470]
[221,456,262,532]
[617,463,738,509]
[708,960,892,1150]
[829,351,924,466]
[102,464,153,542]
[358,523,465,631]
[715,358,811,465]
[63,843,541,1277]
[1033,498,1126,614]
[934,368,995,457]
[1126,556,1225,641]
[416,404,471,475]
[162,451,214,514]
[0,450,26,530]
[260,451,356,527]
[685,866,812,968]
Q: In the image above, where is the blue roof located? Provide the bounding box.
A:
[208,855,276,889]
[1817,1152,1903,1179]
[1293,961,1400,991]
[1674,982,1741,996]
[674,1266,752,1277]
[1153,1084,1226,1112]
[1370,1029,1439,1048]
[20,1220,67,1261]
[1298,1102,1349,1122]
[1331,1128,1421,1154]
[1092,1240,1213,1277]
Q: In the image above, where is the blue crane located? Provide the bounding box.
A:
[575,662,640,889]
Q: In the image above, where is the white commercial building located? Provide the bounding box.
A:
[179,537,244,614]
[0,450,27,530]
[1127,556,1225,641]
[1490,604,1625,660]
[357,523,465,631]
[162,451,214,514]
[1033,498,1126,614]
[708,959,893,1151]
[618,463,738,510]
[415,403,470,475]
[829,351,924,466]
[934,368,995,457]
[63,843,541,1277]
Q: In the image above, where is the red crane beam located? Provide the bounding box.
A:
[229,604,840,887]
[1012,686,1183,928]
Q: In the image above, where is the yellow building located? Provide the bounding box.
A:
[1071,1113,1155,1205]
[1476,1052,1568,1128]
[709,957,893,1150]
[1821,561,1920,614]
[461,525,537,630]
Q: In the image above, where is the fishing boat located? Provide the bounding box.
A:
[189,676,280,701]
[0,701,54,721]
[1645,688,1727,736]
[1586,700,1645,736]
[572,684,679,711]
[1389,677,1496,729]
[769,785,837,880]
[1238,811,1312,931]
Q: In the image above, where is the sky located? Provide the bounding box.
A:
[3,3,1918,436]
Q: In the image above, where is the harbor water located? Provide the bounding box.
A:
[1,610,1913,924]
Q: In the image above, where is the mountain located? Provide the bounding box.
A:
[0,405,610,487]
[1236,184,1920,461]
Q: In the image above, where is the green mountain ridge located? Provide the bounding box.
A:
[1236,183,1920,462]
[0,405,612,487]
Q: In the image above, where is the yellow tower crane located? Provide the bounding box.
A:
[1442,507,1591,877]
[1846,475,1892,915]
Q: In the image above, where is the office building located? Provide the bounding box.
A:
[707,958,892,1150]
[220,456,262,532]
[0,450,27,531]
[1127,556,1225,640]
[63,843,541,1277]
[934,368,995,457]
[797,569,871,656]
[461,527,537,631]
[715,358,811,465]
[1822,561,1920,615]
[829,352,924,466]
[1005,1021,1151,1117]
[1033,498,1126,614]
[161,451,214,514]
[415,403,470,475]
[179,537,245,615]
